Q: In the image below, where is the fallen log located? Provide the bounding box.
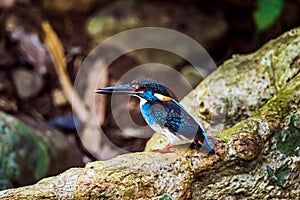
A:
[0,27,299,199]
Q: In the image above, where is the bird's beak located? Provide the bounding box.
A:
[95,84,137,95]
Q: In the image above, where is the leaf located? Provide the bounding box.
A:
[159,194,173,200]
[253,0,284,32]
[275,115,300,156]
[266,163,290,187]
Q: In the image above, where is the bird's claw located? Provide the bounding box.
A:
[151,143,174,153]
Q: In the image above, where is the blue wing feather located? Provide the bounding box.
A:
[143,100,197,139]
[142,100,214,153]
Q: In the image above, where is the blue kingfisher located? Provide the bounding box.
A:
[95,78,215,154]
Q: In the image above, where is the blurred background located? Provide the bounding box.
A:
[0,0,299,190]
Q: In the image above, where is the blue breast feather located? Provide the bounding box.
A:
[141,100,209,142]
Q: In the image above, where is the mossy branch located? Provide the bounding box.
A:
[0,28,299,199]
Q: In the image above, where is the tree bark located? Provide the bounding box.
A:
[0,27,299,199]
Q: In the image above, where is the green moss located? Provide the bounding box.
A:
[17,123,50,180]
[219,71,300,143]
[0,117,21,190]
[219,119,259,143]
[275,115,300,156]
[85,161,105,169]
[0,112,51,189]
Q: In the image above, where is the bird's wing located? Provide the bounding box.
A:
[148,100,214,153]
[148,100,203,140]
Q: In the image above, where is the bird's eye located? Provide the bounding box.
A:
[139,85,146,90]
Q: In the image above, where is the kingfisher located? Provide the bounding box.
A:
[95,78,215,154]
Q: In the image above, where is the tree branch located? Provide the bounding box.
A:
[1,27,299,199]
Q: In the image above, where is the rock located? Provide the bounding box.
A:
[0,0,15,9]
[0,111,83,190]
[12,68,44,99]
[6,15,49,75]
[86,0,227,67]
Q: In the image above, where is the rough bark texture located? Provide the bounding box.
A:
[181,26,299,132]
[0,27,299,199]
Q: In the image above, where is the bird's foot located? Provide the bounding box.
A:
[151,143,174,153]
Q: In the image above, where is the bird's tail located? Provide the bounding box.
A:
[195,129,215,154]
[203,138,215,154]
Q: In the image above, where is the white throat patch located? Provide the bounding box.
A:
[154,93,172,101]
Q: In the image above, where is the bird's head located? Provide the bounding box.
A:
[95,78,173,102]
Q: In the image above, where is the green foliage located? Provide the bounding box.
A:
[159,194,173,200]
[275,115,300,156]
[253,0,284,32]
[266,163,290,187]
